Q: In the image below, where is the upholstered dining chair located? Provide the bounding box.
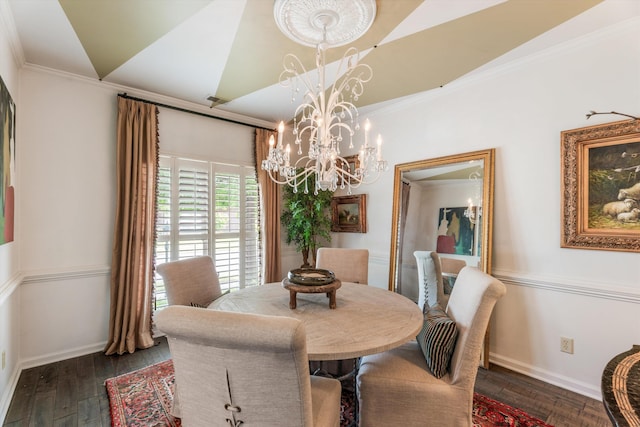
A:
[156,256,223,307]
[156,305,342,427]
[315,248,369,284]
[314,248,369,378]
[413,250,446,310]
[440,257,467,276]
[440,256,467,296]
[356,267,507,427]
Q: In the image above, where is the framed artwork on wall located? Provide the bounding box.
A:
[338,154,360,185]
[1,75,16,246]
[561,119,640,252]
[331,194,367,233]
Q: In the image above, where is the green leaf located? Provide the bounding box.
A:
[280,172,333,263]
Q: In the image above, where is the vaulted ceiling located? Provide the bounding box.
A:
[5,0,635,125]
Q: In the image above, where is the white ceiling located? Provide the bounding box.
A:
[3,0,639,127]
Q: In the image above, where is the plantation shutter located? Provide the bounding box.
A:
[153,156,261,310]
[244,174,261,287]
[213,165,261,291]
[153,160,172,309]
[178,159,210,258]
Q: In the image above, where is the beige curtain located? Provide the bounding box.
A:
[105,97,158,355]
[255,128,282,283]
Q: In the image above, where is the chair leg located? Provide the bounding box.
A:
[310,359,360,426]
[310,361,331,377]
[344,358,360,427]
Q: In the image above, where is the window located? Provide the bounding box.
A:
[154,155,261,310]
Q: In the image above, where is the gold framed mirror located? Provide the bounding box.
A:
[388,148,495,368]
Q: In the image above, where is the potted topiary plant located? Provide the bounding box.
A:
[281,175,333,268]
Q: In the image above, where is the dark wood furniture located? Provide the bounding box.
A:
[282,278,341,309]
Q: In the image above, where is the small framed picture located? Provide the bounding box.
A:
[331,194,367,233]
[560,119,640,252]
[338,155,360,185]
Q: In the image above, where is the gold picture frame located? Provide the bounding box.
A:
[338,154,360,185]
[561,119,640,252]
[331,194,367,233]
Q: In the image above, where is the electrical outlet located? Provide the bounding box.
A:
[1,351,5,370]
[560,337,574,354]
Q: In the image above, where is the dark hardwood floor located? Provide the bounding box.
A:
[3,339,171,427]
[474,365,611,427]
[3,337,611,426]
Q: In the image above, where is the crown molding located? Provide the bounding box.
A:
[0,0,26,67]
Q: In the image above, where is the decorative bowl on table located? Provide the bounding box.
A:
[287,268,335,286]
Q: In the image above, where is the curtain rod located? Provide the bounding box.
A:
[118,93,275,131]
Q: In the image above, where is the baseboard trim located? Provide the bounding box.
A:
[1,340,109,424]
[20,341,107,371]
[20,330,169,371]
[0,363,22,425]
[489,352,601,401]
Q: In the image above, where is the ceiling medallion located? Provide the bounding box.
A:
[273,0,376,48]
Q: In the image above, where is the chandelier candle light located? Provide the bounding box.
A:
[262,0,388,193]
[464,168,483,225]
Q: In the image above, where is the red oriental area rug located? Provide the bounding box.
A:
[105,359,553,427]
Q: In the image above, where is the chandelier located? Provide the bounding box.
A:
[261,0,388,193]
[464,201,482,225]
[464,169,483,225]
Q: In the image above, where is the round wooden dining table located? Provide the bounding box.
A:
[208,281,423,361]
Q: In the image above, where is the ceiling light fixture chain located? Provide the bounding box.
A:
[262,0,387,194]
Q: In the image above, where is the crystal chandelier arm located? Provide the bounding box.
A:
[280,53,313,90]
[294,111,320,148]
[282,47,372,126]
[328,47,373,104]
[281,50,333,119]
[328,119,355,137]
[264,156,320,190]
[266,163,312,186]
[335,154,384,185]
[280,53,323,121]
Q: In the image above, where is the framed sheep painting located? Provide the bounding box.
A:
[561,118,640,252]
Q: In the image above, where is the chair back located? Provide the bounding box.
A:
[156,256,222,307]
[156,306,317,426]
[413,251,445,310]
[446,267,506,388]
[440,257,467,276]
[316,248,369,284]
[439,257,467,296]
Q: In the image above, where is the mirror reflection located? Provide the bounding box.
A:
[388,149,495,366]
